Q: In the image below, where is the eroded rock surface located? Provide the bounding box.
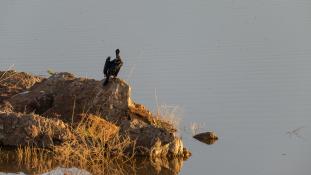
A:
[0,112,73,147]
[0,70,189,158]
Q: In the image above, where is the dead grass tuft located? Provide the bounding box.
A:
[8,114,137,174]
[154,104,182,133]
[189,122,205,136]
[53,114,136,165]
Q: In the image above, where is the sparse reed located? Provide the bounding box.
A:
[154,104,182,131]
[189,122,205,136]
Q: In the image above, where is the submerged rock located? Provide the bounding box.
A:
[0,70,189,158]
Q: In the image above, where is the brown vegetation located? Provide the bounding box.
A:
[1,146,185,174]
[0,69,191,174]
[0,70,43,102]
[0,113,185,174]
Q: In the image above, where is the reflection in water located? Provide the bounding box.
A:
[195,138,218,145]
[286,126,306,139]
[42,167,91,175]
[0,149,184,175]
[0,167,91,175]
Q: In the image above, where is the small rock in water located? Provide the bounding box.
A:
[193,131,218,145]
[183,147,192,160]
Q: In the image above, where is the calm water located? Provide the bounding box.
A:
[1,0,311,174]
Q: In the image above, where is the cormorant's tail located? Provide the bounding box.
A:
[103,76,109,86]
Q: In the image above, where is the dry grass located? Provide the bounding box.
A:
[53,114,136,166]
[0,64,14,77]
[11,114,137,174]
[16,146,54,173]
[0,65,17,84]
[0,148,10,164]
[0,65,42,90]
[189,122,205,136]
[55,118,133,159]
[14,145,136,175]
[153,88,182,132]
[3,147,182,175]
[154,104,182,131]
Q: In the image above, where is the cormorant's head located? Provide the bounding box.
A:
[115,49,120,55]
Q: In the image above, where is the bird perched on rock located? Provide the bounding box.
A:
[103,49,123,86]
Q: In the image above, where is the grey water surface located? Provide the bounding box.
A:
[1,0,311,174]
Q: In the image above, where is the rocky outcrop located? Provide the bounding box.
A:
[0,70,190,158]
[0,112,73,147]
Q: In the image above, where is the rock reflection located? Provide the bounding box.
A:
[135,157,184,175]
[196,138,218,145]
[41,167,91,175]
[0,149,184,175]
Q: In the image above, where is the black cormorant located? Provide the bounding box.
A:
[103,49,123,85]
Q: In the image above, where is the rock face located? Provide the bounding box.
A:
[0,70,189,158]
[0,112,73,147]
